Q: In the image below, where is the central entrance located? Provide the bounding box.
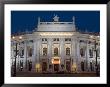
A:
[54,64,59,72]
[52,57,60,72]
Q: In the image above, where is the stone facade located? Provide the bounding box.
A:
[11,15,100,73]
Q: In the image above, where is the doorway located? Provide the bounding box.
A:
[54,64,59,72]
[42,62,47,72]
[66,61,71,72]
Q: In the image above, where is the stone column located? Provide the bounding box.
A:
[36,38,41,72]
[47,38,52,72]
[60,38,64,71]
[71,38,74,72]
[36,38,40,63]
[24,40,28,71]
[86,40,89,72]
[48,38,52,59]
[76,39,81,72]
[32,39,37,72]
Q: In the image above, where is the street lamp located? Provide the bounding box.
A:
[12,36,22,76]
[94,40,99,76]
[90,35,99,76]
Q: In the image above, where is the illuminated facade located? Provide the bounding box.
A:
[11,15,100,73]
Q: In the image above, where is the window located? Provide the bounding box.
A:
[42,38,44,41]
[89,49,93,58]
[80,48,85,57]
[53,38,56,41]
[21,41,24,44]
[30,40,33,43]
[28,47,33,57]
[54,47,58,56]
[20,49,24,58]
[65,38,68,41]
[57,38,59,41]
[97,49,100,57]
[90,62,93,71]
[65,38,71,41]
[81,62,84,71]
[80,40,84,43]
[43,48,47,56]
[69,38,71,41]
[42,38,47,41]
[53,38,59,41]
[66,47,70,55]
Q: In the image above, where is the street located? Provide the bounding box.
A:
[11,71,99,77]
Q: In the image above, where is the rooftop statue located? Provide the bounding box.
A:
[53,15,59,22]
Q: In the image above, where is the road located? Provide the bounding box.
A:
[11,71,99,77]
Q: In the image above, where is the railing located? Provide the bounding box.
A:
[40,22,73,25]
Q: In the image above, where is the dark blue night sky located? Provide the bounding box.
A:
[11,11,100,34]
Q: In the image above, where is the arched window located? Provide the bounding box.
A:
[28,46,33,57]
[20,48,24,58]
[89,49,93,58]
[80,48,85,57]
[66,47,70,55]
[43,47,47,56]
[54,47,58,56]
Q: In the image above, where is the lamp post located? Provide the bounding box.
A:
[90,35,99,76]
[12,36,22,76]
[13,42,17,76]
[94,40,99,76]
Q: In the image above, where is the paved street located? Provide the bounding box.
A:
[11,71,99,77]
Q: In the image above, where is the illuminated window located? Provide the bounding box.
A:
[66,47,70,55]
[43,48,47,56]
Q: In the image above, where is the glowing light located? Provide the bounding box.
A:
[36,63,40,69]
[90,35,93,38]
[72,63,77,72]
[51,57,60,64]
[35,63,40,72]
[12,36,15,39]
[19,36,22,39]
[97,36,100,38]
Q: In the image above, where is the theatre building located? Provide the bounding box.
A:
[11,15,100,73]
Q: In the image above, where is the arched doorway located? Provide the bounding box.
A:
[42,62,47,72]
[65,59,71,72]
[52,57,60,73]
[42,59,47,72]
